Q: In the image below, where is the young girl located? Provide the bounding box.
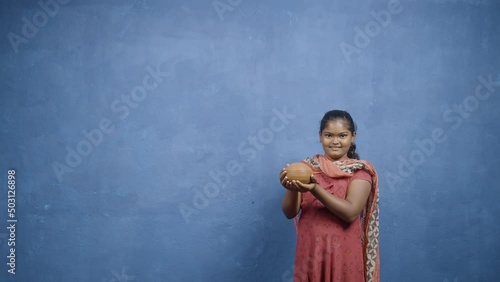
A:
[280,110,380,282]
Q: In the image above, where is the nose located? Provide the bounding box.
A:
[331,137,340,145]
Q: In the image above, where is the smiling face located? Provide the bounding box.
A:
[319,119,356,161]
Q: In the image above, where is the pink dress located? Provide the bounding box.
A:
[293,169,372,282]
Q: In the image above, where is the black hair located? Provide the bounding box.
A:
[319,110,359,160]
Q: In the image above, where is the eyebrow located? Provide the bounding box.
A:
[323,131,349,134]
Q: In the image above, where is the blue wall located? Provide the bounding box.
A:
[1,0,499,281]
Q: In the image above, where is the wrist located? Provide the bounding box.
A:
[311,184,319,192]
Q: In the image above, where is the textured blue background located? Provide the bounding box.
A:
[0,0,499,281]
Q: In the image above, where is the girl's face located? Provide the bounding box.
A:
[319,120,356,161]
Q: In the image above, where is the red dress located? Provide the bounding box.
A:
[293,165,373,282]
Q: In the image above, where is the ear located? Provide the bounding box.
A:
[351,131,356,142]
[319,131,322,142]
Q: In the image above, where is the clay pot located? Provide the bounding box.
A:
[286,162,312,184]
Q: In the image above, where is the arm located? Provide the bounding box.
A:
[279,167,302,219]
[290,172,372,223]
[309,179,371,223]
[281,190,302,219]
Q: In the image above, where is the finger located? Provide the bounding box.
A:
[310,174,318,183]
[292,180,302,190]
[281,177,288,186]
[283,177,294,188]
[283,181,294,191]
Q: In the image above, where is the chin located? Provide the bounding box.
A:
[327,153,347,161]
[326,154,341,161]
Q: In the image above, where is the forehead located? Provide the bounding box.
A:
[322,120,351,132]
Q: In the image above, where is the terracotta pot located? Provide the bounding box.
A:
[286,162,312,184]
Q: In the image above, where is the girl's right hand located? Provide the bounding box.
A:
[279,166,298,192]
[280,167,291,190]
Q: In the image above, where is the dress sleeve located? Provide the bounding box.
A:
[349,169,372,184]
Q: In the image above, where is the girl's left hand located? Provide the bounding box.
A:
[288,174,319,192]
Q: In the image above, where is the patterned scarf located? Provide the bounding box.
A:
[301,154,381,282]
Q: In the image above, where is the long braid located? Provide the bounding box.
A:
[348,143,360,160]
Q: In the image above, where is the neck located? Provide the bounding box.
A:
[324,154,349,162]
